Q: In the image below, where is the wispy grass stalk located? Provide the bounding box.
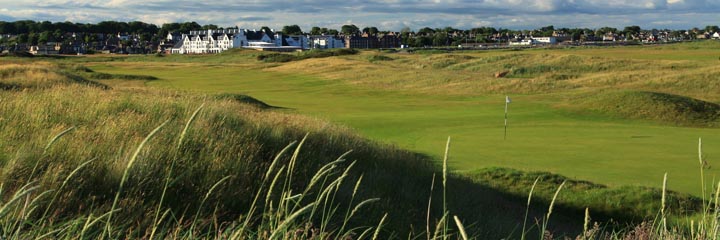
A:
[40,158,95,224]
[189,175,232,235]
[27,126,76,183]
[442,136,450,240]
[267,203,315,240]
[699,137,707,233]
[426,173,436,240]
[453,216,468,240]
[521,176,540,240]
[540,180,565,239]
[103,120,169,239]
[150,104,204,240]
[372,213,388,240]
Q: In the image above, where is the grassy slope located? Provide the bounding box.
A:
[1,44,717,238]
[86,43,720,197]
[1,61,605,238]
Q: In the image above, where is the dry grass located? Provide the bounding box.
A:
[267,50,720,102]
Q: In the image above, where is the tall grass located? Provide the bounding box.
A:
[2,59,720,239]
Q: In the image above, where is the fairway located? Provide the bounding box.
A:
[88,45,720,196]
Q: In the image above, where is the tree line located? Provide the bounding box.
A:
[1,20,718,47]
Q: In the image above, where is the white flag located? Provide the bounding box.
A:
[506,96,511,103]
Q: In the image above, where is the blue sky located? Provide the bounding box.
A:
[0,0,718,31]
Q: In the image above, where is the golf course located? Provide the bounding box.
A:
[2,41,720,238]
[88,42,720,196]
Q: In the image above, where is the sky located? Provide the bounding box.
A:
[0,0,718,31]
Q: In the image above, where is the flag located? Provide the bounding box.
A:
[506,96,511,103]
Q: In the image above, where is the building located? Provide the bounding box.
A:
[531,37,557,44]
[309,35,345,49]
[345,33,379,48]
[378,32,401,48]
[170,28,248,54]
[283,35,310,49]
[29,43,61,55]
[508,39,533,46]
[344,32,401,49]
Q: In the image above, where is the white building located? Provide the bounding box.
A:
[509,39,533,46]
[171,28,248,54]
[308,35,345,49]
[531,37,557,44]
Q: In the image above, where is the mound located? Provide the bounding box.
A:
[257,48,358,63]
[215,93,277,109]
[0,63,107,90]
[577,91,720,126]
[424,54,474,69]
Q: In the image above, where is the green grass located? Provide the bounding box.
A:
[0,61,608,239]
[3,43,720,238]
[85,46,720,198]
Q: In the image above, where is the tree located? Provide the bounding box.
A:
[413,36,431,47]
[27,32,39,45]
[623,25,641,37]
[368,26,379,35]
[310,26,322,35]
[327,29,339,35]
[281,25,303,35]
[0,21,16,34]
[202,24,219,30]
[596,27,618,35]
[178,22,202,33]
[16,34,28,44]
[38,31,51,44]
[432,32,447,46]
[361,26,379,35]
[341,24,359,36]
[417,27,435,36]
[705,25,720,33]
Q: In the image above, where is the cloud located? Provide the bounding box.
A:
[0,0,718,30]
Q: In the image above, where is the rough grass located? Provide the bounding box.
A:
[1,49,719,238]
[0,62,107,90]
[257,48,359,63]
[567,90,720,127]
[466,167,702,221]
[267,43,720,101]
[0,62,587,238]
[76,46,720,198]
[214,93,283,109]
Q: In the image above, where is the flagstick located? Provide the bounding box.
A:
[504,97,508,140]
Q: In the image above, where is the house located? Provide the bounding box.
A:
[713,32,720,39]
[309,35,345,49]
[531,37,557,44]
[283,35,309,49]
[696,32,710,39]
[378,32,401,48]
[165,32,182,43]
[345,33,380,48]
[552,31,571,42]
[29,42,61,55]
[244,29,276,47]
[171,28,248,54]
[458,43,484,48]
[508,39,533,46]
